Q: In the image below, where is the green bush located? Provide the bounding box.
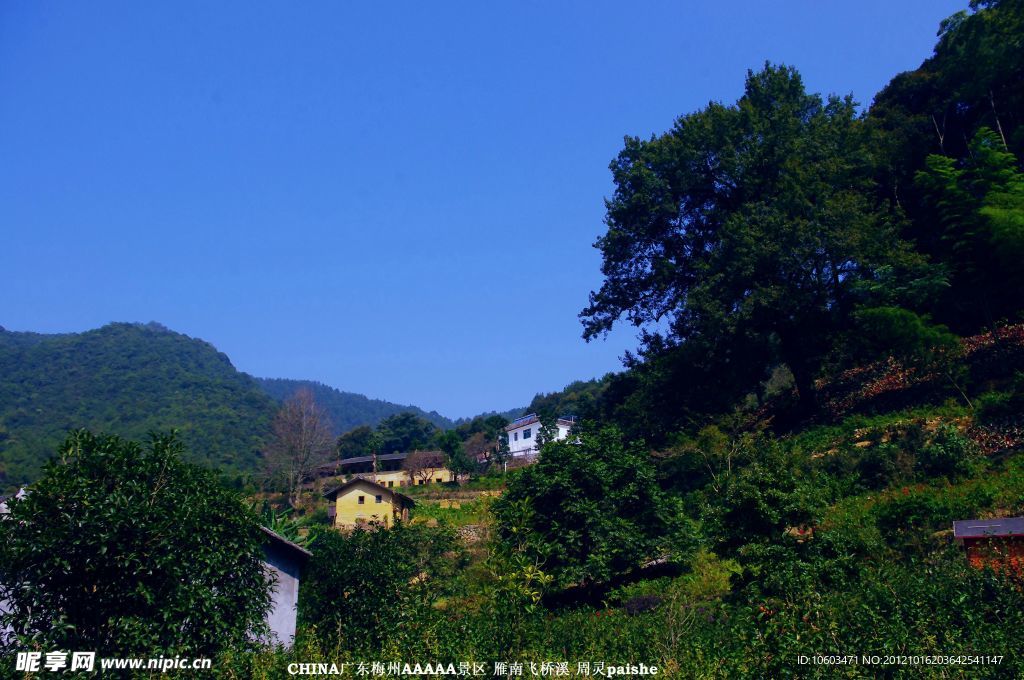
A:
[854,441,915,490]
[492,426,690,588]
[976,373,1024,423]
[704,445,830,555]
[0,430,270,656]
[299,522,463,654]
[916,425,981,480]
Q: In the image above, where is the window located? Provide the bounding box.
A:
[388,481,394,488]
[523,428,532,439]
[375,495,383,504]
[358,495,365,504]
[514,432,519,441]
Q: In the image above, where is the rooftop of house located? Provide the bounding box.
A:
[337,452,409,466]
[953,517,1024,539]
[504,414,577,432]
[322,477,415,506]
[320,450,447,468]
[260,526,313,561]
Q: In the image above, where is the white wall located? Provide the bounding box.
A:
[261,544,302,647]
[507,420,539,457]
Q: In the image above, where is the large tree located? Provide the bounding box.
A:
[435,430,475,480]
[377,412,439,454]
[866,0,1024,331]
[336,424,375,459]
[263,388,334,507]
[492,426,687,587]
[402,449,446,485]
[915,128,1024,329]
[581,64,920,413]
[0,430,270,655]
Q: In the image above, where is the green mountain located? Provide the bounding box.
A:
[256,378,454,434]
[0,322,466,492]
[0,322,278,490]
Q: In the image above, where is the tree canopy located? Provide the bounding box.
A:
[582,65,929,413]
[0,430,270,655]
[492,426,689,587]
[376,413,441,454]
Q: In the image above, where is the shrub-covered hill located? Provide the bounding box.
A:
[256,377,454,434]
[0,322,278,490]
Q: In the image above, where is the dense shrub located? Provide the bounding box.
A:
[976,373,1024,424]
[854,441,916,489]
[299,522,463,654]
[916,425,982,480]
[703,445,830,555]
[492,426,691,588]
[0,430,270,656]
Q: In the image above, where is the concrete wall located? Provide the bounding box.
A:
[508,422,539,457]
[262,542,302,647]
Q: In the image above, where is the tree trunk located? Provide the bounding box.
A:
[780,335,820,419]
[789,361,819,419]
[990,90,1008,151]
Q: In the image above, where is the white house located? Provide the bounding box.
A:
[505,414,575,459]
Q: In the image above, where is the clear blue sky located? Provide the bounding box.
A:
[0,1,965,419]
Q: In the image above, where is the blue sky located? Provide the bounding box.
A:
[0,1,966,418]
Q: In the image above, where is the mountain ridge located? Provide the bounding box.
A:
[0,321,514,491]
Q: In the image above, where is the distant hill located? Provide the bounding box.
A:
[256,378,454,434]
[0,322,473,493]
[0,322,277,490]
[453,407,526,427]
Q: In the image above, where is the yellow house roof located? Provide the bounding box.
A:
[323,477,415,506]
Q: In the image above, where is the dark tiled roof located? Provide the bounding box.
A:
[339,452,409,466]
[260,526,313,560]
[339,450,444,466]
[953,517,1024,539]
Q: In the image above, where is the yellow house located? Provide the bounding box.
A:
[324,478,414,529]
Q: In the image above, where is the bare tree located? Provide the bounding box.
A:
[463,431,491,464]
[264,388,335,507]
[402,450,445,486]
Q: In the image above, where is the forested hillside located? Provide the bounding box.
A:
[0,322,276,489]
[0,323,464,492]
[257,378,453,434]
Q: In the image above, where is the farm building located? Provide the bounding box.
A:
[324,478,414,529]
[316,451,453,488]
[953,517,1024,572]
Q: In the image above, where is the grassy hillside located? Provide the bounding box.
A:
[0,322,277,490]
